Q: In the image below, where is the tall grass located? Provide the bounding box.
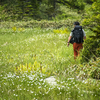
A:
[0,26,100,100]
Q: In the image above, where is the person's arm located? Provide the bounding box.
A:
[68,36,72,43]
[84,36,86,40]
[67,36,72,47]
[82,29,86,40]
[67,32,73,47]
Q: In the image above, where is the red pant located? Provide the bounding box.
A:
[73,43,83,59]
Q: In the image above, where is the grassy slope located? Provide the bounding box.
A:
[0,27,73,72]
[0,5,100,100]
[0,27,100,100]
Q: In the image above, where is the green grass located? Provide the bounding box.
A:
[0,26,100,100]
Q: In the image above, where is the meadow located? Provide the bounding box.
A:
[0,24,100,100]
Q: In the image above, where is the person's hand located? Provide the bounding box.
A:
[67,42,69,47]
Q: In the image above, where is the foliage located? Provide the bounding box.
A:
[56,0,85,10]
[0,0,86,21]
[81,0,100,63]
[0,19,75,29]
[0,27,72,77]
[0,23,100,100]
[75,57,100,79]
[12,27,25,32]
[0,5,8,21]
[0,72,100,100]
[53,28,69,34]
[14,61,49,75]
[82,0,100,39]
[81,38,100,62]
[0,1,100,99]
[84,0,93,4]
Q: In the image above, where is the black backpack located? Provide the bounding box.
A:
[70,25,83,44]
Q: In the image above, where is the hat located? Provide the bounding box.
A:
[74,22,80,25]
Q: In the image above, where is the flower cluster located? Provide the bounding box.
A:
[53,28,69,34]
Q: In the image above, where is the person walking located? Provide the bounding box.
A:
[67,22,86,59]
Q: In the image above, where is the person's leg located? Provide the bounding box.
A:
[73,43,78,59]
[77,43,83,56]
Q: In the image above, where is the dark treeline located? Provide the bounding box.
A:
[0,0,93,20]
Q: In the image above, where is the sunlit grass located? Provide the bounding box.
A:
[0,27,100,100]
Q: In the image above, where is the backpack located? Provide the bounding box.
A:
[70,25,83,44]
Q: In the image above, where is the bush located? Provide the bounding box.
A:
[0,19,74,29]
[75,57,100,79]
[81,38,100,63]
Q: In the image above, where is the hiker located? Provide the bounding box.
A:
[67,22,86,59]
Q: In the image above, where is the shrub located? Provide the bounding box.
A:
[76,57,100,79]
[81,38,100,63]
